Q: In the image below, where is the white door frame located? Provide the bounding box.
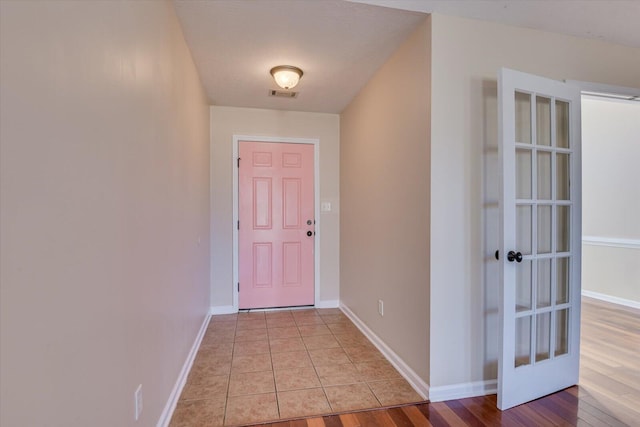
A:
[232,135,320,311]
[566,81,640,99]
[568,79,640,305]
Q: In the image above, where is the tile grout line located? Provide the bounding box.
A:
[221,316,237,427]
[327,314,385,412]
[267,323,281,422]
[198,308,409,426]
[304,313,335,414]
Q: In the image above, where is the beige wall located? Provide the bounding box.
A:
[582,97,640,303]
[0,2,210,426]
[340,18,431,382]
[210,106,340,308]
[430,13,640,389]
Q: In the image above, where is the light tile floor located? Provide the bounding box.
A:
[170,308,424,426]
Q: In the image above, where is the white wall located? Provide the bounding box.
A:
[582,96,640,304]
[340,19,431,383]
[210,107,340,309]
[429,13,640,391]
[0,2,210,426]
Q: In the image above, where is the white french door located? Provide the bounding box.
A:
[498,68,582,410]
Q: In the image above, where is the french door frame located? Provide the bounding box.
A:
[232,135,320,312]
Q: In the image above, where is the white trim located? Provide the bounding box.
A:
[209,305,237,315]
[582,236,640,250]
[232,135,321,311]
[428,380,498,403]
[339,303,430,400]
[315,299,340,309]
[566,80,640,98]
[156,313,211,427]
[582,290,640,310]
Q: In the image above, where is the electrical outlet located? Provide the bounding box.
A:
[134,384,143,421]
[378,299,384,316]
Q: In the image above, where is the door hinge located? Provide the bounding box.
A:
[237,220,239,230]
[237,157,241,168]
[237,282,240,292]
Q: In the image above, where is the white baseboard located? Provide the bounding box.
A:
[582,290,640,310]
[316,299,340,309]
[156,313,211,427]
[210,305,237,315]
[339,303,430,400]
[428,380,497,402]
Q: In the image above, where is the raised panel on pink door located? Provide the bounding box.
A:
[282,242,301,286]
[253,178,272,229]
[283,178,301,229]
[253,243,272,288]
[239,141,314,309]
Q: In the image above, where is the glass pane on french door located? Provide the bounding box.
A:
[514,90,572,368]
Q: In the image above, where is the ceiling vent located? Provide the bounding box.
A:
[269,89,298,98]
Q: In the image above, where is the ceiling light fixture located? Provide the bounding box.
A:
[270,65,303,90]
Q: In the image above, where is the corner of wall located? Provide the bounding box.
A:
[339,17,432,385]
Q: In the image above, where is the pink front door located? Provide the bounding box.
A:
[238,141,315,309]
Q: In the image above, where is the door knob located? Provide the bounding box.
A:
[507,251,523,263]
[306,231,313,237]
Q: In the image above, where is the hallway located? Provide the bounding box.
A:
[170,308,424,426]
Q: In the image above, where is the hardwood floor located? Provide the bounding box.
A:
[578,297,639,426]
[254,297,639,427]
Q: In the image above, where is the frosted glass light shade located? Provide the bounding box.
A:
[270,65,303,90]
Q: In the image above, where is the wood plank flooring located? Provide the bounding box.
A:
[578,297,639,426]
[254,297,639,427]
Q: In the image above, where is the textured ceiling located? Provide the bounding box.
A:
[173,0,426,113]
[352,0,640,50]
[174,0,640,114]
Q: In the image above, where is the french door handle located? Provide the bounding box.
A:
[507,251,523,263]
